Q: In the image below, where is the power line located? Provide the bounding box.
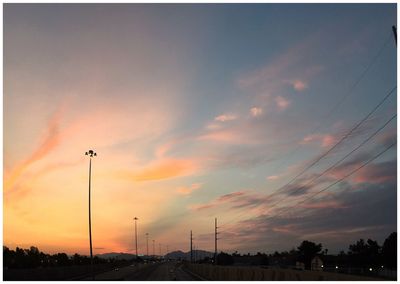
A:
[219,141,396,241]
[219,85,396,230]
[263,112,397,212]
[265,31,393,183]
[271,86,396,196]
[277,140,396,216]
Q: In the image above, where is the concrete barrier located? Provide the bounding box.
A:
[185,264,385,281]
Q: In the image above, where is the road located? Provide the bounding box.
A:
[87,261,201,281]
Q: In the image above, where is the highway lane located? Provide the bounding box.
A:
[82,263,150,280]
[125,261,200,281]
[86,261,201,281]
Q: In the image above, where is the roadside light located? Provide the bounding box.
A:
[335,266,338,269]
[369,268,372,272]
[321,265,324,268]
[381,266,384,269]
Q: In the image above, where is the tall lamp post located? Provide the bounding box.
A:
[152,240,155,257]
[85,149,97,280]
[145,233,149,257]
[134,217,138,258]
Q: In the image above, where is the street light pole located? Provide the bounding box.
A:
[152,240,155,257]
[85,149,97,281]
[134,217,138,258]
[146,233,149,256]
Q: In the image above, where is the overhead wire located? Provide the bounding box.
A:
[219,85,396,230]
[217,33,394,230]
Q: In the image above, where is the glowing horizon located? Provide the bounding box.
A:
[4,3,397,256]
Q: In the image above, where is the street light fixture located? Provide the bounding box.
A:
[134,217,138,258]
[85,149,97,280]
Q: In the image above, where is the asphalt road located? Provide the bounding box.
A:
[88,261,200,281]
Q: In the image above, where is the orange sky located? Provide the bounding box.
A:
[4,4,397,255]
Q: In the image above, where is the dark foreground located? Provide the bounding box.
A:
[4,261,394,281]
[84,261,200,281]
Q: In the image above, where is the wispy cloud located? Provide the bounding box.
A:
[221,176,395,253]
[267,175,280,181]
[214,114,237,122]
[288,79,308,91]
[301,133,337,148]
[4,108,63,193]
[132,158,199,182]
[250,107,263,117]
[275,96,291,111]
[176,183,203,195]
[189,190,276,213]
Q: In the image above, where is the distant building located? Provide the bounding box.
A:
[311,256,323,271]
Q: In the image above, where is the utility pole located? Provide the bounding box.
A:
[190,230,193,263]
[214,217,218,265]
[152,240,155,257]
[146,233,149,256]
[133,217,138,258]
[159,243,162,257]
[393,25,397,46]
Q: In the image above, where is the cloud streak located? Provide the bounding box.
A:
[4,108,63,193]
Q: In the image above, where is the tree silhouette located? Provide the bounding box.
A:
[217,252,234,265]
[348,238,381,268]
[297,240,322,270]
[382,232,396,269]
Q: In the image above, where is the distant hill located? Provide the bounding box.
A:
[165,250,214,260]
[96,250,214,261]
[96,252,136,260]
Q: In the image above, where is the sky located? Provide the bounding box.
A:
[4,3,397,256]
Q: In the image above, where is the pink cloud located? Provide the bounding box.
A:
[327,159,396,185]
[217,191,246,202]
[189,190,278,214]
[267,175,279,181]
[250,107,263,117]
[176,183,203,195]
[352,162,396,184]
[189,190,247,211]
[4,108,63,193]
[118,158,199,182]
[275,96,291,111]
[214,114,237,122]
[197,128,259,145]
[301,133,336,148]
[291,79,308,91]
[272,224,297,234]
[300,200,347,209]
[205,123,222,130]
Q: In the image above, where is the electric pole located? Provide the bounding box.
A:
[159,243,162,257]
[215,217,218,265]
[190,230,193,263]
[133,217,138,258]
[146,233,149,256]
[393,25,397,46]
[152,240,155,257]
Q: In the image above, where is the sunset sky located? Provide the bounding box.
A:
[4,4,397,256]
